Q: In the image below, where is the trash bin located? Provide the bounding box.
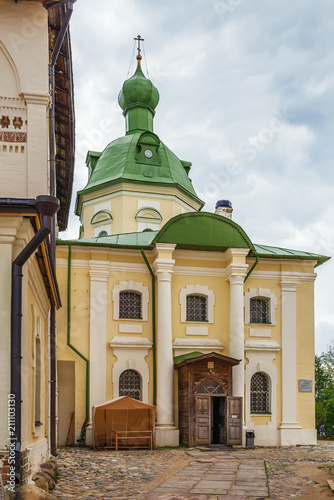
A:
[246,430,255,448]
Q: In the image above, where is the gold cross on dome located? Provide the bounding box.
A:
[134,34,144,66]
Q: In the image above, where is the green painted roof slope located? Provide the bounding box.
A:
[58,215,330,268]
[253,243,330,267]
[153,212,255,251]
[75,133,202,214]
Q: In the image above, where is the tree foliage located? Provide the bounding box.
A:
[315,342,334,435]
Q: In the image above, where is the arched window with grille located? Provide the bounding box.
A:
[186,294,207,322]
[119,369,142,400]
[119,291,142,319]
[250,372,270,413]
[250,297,270,324]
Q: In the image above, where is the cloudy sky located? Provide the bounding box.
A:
[62,0,334,355]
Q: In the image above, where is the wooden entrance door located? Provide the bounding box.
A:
[226,396,242,445]
[195,396,210,445]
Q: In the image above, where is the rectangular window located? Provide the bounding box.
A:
[186,294,207,322]
[119,291,142,319]
[250,297,270,324]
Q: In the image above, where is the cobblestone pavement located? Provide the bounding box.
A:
[51,441,334,499]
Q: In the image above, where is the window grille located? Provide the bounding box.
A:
[119,369,142,400]
[98,230,108,237]
[250,372,270,413]
[186,294,207,321]
[196,379,225,395]
[250,297,270,323]
[119,291,142,319]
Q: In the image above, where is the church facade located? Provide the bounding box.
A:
[56,49,329,448]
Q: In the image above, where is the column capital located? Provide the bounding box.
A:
[224,248,250,260]
[21,92,51,107]
[153,243,177,256]
[281,281,298,292]
[227,271,247,285]
[89,261,110,282]
[152,258,175,276]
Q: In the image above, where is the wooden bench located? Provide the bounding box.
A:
[115,430,153,450]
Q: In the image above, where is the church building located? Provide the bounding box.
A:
[56,40,329,448]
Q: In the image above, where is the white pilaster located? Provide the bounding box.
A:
[23,93,50,197]
[86,262,109,445]
[279,281,302,445]
[153,245,179,446]
[228,273,246,398]
[226,251,248,447]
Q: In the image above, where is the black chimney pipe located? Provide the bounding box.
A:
[11,195,59,483]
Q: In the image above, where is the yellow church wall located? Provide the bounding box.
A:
[296,280,315,429]
[106,270,153,342]
[171,274,230,349]
[244,277,282,346]
[173,257,226,270]
[56,264,90,429]
[250,415,271,425]
[27,287,48,445]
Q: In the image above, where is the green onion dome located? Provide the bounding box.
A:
[118,65,160,114]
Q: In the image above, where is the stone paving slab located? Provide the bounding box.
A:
[52,442,334,499]
[150,458,268,498]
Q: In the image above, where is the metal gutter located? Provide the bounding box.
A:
[140,249,156,406]
[67,245,90,422]
[10,195,59,484]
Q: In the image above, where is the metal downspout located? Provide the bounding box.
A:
[11,196,59,484]
[244,254,259,282]
[67,246,90,422]
[46,0,76,456]
[140,249,156,406]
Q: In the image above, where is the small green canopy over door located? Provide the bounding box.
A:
[153,212,255,252]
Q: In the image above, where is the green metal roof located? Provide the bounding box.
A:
[252,243,330,267]
[75,132,203,215]
[153,212,256,251]
[173,352,207,365]
[174,351,240,367]
[58,213,330,268]
[57,230,158,249]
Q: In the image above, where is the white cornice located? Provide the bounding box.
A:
[249,270,317,282]
[244,340,281,352]
[172,338,224,351]
[109,336,152,349]
[56,257,149,274]
[81,183,202,212]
